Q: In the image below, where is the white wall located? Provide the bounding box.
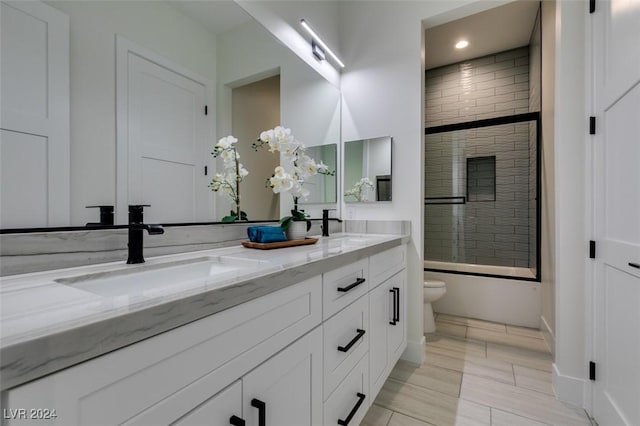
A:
[236,0,341,88]
[540,0,557,355]
[216,19,341,220]
[338,0,509,364]
[552,0,588,407]
[48,1,217,226]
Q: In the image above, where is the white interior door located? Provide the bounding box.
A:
[116,37,213,224]
[0,1,69,228]
[592,1,640,425]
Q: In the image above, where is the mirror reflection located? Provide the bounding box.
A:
[0,0,340,229]
[299,144,338,204]
[343,136,392,203]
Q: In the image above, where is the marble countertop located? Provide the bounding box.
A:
[0,232,408,391]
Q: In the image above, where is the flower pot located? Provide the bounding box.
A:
[285,220,307,240]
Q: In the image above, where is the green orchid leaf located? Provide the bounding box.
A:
[240,211,248,220]
[221,215,237,222]
[279,216,293,231]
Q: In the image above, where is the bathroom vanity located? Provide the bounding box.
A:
[0,233,408,425]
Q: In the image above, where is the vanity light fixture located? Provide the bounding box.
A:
[455,40,469,49]
[300,19,345,68]
[312,40,326,62]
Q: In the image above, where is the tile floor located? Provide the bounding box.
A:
[361,313,594,426]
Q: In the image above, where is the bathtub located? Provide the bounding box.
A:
[424,260,541,328]
[424,260,536,280]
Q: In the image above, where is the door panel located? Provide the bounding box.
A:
[593,1,640,424]
[0,130,48,227]
[603,83,640,244]
[140,157,195,223]
[603,0,640,105]
[117,37,212,224]
[0,1,69,227]
[602,265,640,425]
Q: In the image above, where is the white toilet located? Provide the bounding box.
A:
[423,280,447,333]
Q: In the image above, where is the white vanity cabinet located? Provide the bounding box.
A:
[2,241,408,426]
[3,276,322,426]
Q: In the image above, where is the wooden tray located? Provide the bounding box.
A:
[241,237,319,250]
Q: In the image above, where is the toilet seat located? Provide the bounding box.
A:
[424,280,446,289]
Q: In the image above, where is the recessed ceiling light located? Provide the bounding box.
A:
[455,40,469,49]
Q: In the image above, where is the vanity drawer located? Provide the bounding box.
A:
[324,353,370,426]
[369,245,406,289]
[323,294,369,400]
[323,258,369,319]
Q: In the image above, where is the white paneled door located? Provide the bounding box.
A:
[592,1,640,425]
[0,1,69,228]
[116,37,213,224]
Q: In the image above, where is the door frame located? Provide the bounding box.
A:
[115,35,214,224]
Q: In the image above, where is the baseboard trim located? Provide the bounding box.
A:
[401,336,425,364]
[540,315,556,355]
[553,363,585,407]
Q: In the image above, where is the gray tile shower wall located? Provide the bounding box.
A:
[425,47,535,268]
[425,47,530,128]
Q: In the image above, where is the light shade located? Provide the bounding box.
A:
[455,40,469,49]
[300,19,345,68]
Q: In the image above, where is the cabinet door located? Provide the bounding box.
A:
[368,281,391,399]
[243,327,323,426]
[387,270,406,365]
[164,381,241,426]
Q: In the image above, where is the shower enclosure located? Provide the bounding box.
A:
[424,45,541,281]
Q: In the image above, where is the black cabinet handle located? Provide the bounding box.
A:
[229,415,246,426]
[629,262,640,269]
[337,277,366,293]
[389,288,397,325]
[393,287,400,324]
[337,392,366,426]
[251,399,266,426]
[337,329,366,352]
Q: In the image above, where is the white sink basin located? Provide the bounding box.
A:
[330,234,387,246]
[55,256,268,298]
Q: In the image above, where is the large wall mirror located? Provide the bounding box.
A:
[343,136,392,203]
[0,0,340,230]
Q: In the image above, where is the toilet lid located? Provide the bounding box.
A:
[424,280,446,288]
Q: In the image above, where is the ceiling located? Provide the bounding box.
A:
[168,0,253,36]
[425,1,540,70]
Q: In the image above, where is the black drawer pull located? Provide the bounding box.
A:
[337,392,366,425]
[251,398,266,426]
[389,288,397,325]
[229,415,246,426]
[337,329,366,352]
[337,277,366,292]
[629,262,640,269]
[393,287,400,324]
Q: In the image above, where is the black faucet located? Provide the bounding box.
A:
[85,205,114,226]
[322,209,336,237]
[127,205,164,264]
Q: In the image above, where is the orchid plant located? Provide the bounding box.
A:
[344,177,375,202]
[253,126,334,231]
[209,135,249,222]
